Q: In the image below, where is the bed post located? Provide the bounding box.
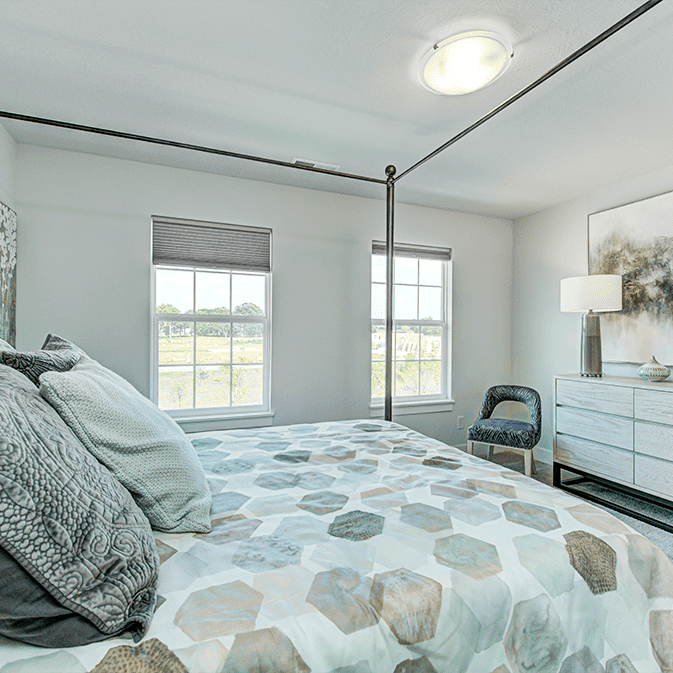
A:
[384,165,396,422]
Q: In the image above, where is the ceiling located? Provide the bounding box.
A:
[1,0,671,219]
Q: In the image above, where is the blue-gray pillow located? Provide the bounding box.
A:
[40,356,212,533]
[0,364,159,643]
[0,546,110,648]
[0,333,82,385]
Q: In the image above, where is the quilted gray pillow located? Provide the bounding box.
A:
[0,333,82,385]
[40,357,212,533]
[0,364,159,642]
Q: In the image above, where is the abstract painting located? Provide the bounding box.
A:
[589,190,673,364]
[0,200,16,347]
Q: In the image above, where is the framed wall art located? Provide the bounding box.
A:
[589,189,673,365]
[0,200,16,347]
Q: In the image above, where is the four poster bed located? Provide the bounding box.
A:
[2,408,673,672]
[0,1,672,672]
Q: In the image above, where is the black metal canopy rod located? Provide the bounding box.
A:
[0,111,386,186]
[382,0,663,421]
[0,0,660,191]
[0,0,663,425]
[384,165,396,423]
[393,0,664,184]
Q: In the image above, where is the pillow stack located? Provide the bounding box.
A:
[0,333,83,385]
[0,334,213,647]
[0,364,159,646]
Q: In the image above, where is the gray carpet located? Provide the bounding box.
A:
[477,447,673,561]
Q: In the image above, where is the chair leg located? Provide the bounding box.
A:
[531,452,537,475]
[524,451,532,478]
[487,445,494,461]
[467,441,474,455]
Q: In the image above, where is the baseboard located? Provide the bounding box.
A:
[535,446,552,465]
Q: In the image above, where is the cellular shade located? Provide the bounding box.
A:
[560,275,622,313]
[152,217,271,272]
[372,241,452,261]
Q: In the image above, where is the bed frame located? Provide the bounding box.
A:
[0,0,661,425]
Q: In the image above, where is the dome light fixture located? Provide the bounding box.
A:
[419,31,513,95]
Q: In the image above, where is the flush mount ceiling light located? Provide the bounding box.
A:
[419,31,513,95]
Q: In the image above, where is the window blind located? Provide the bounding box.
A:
[372,241,452,261]
[152,217,272,272]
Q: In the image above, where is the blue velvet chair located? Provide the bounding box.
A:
[467,385,542,477]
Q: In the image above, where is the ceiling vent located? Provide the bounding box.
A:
[292,158,341,172]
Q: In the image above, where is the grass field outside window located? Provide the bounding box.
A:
[154,265,269,415]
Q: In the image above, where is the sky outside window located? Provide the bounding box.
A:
[157,268,265,314]
[371,256,442,320]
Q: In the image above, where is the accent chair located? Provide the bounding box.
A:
[467,385,542,477]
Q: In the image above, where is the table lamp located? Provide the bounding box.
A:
[560,274,622,377]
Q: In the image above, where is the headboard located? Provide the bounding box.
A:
[0,200,17,347]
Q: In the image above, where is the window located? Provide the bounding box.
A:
[152,217,271,420]
[371,241,452,410]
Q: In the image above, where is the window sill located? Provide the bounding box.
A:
[369,399,455,418]
[173,410,275,433]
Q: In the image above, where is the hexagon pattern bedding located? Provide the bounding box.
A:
[1,420,672,672]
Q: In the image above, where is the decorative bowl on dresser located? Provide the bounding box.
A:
[553,373,673,532]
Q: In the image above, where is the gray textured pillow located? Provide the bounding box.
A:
[41,333,87,355]
[40,357,212,533]
[0,333,82,385]
[0,364,159,642]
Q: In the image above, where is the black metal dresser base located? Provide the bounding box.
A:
[554,461,673,534]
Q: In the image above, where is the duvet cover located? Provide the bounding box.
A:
[1,420,672,673]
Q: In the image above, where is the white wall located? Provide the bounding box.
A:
[0,123,16,210]
[15,145,514,446]
[513,163,673,463]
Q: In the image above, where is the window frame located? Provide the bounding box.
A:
[370,247,454,416]
[150,264,272,427]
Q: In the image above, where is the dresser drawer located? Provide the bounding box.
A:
[634,388,673,425]
[556,406,634,451]
[635,421,673,461]
[556,378,632,417]
[555,434,633,483]
[635,454,673,499]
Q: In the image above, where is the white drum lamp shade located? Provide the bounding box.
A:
[560,275,623,313]
[560,275,622,377]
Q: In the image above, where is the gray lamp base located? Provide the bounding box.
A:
[581,312,602,377]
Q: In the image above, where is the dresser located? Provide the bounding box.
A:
[553,374,673,512]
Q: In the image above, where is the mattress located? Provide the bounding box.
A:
[1,419,672,672]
